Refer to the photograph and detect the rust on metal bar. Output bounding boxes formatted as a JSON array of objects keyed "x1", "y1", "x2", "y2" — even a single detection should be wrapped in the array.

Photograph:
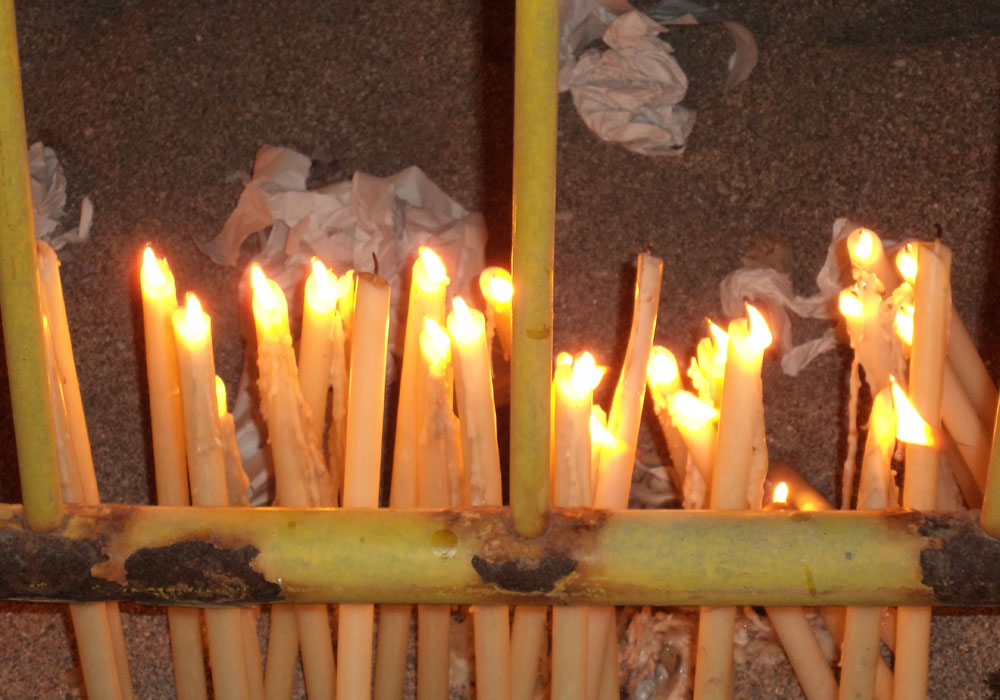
[{"x1": 0, "y1": 503, "x2": 998, "y2": 608}]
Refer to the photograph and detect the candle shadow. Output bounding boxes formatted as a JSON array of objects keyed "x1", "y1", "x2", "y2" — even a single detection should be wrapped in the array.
[{"x1": 474, "y1": 0, "x2": 515, "y2": 267}]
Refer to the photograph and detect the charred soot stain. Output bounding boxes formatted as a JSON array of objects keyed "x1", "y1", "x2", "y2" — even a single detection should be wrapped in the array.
[
  {"x1": 0, "y1": 529, "x2": 119, "y2": 601},
  {"x1": 471, "y1": 554, "x2": 577, "y2": 594},
  {"x1": 124, "y1": 541, "x2": 282, "y2": 605},
  {"x1": 919, "y1": 513, "x2": 1000, "y2": 605}
]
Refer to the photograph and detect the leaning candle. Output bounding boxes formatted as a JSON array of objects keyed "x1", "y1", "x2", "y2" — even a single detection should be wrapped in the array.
[
  {"x1": 139, "y1": 247, "x2": 208, "y2": 700},
  {"x1": 338, "y1": 272, "x2": 391, "y2": 700},
  {"x1": 251, "y1": 266, "x2": 336, "y2": 700},
  {"x1": 840, "y1": 387, "x2": 895, "y2": 700},
  {"x1": 480, "y1": 266, "x2": 514, "y2": 360},
  {"x1": 895, "y1": 241, "x2": 951, "y2": 700},
  {"x1": 847, "y1": 228, "x2": 899, "y2": 289},
  {"x1": 693, "y1": 304, "x2": 772, "y2": 700},
  {"x1": 646, "y1": 346, "x2": 687, "y2": 489},
  {"x1": 173, "y1": 294, "x2": 251, "y2": 700},
  {"x1": 448, "y1": 295, "x2": 511, "y2": 700}
]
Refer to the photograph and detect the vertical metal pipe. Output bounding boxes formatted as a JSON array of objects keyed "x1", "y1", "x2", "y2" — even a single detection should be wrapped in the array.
[
  {"x1": 0, "y1": 0, "x2": 63, "y2": 532},
  {"x1": 509, "y1": 0, "x2": 558, "y2": 538}
]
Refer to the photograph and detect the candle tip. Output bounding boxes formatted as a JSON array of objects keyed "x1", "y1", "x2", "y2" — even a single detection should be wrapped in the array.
[
  {"x1": 890, "y1": 377, "x2": 933, "y2": 446},
  {"x1": 773, "y1": 482, "x2": 789, "y2": 505},
  {"x1": 745, "y1": 304, "x2": 773, "y2": 350}
]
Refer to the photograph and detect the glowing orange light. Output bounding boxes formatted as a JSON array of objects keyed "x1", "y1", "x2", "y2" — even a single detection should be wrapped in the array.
[
  {"x1": 420, "y1": 318, "x2": 451, "y2": 366},
  {"x1": 570, "y1": 352, "x2": 605, "y2": 394},
  {"x1": 337, "y1": 269, "x2": 355, "y2": 301},
  {"x1": 305, "y1": 259, "x2": 338, "y2": 313},
  {"x1": 896, "y1": 244, "x2": 917, "y2": 284},
  {"x1": 590, "y1": 411, "x2": 619, "y2": 450},
  {"x1": 853, "y1": 229, "x2": 875, "y2": 261},
  {"x1": 838, "y1": 289, "x2": 864, "y2": 319},
  {"x1": 708, "y1": 321, "x2": 729, "y2": 364},
  {"x1": 647, "y1": 346, "x2": 680, "y2": 398},
  {"x1": 251, "y1": 265, "x2": 276, "y2": 310},
  {"x1": 890, "y1": 377, "x2": 933, "y2": 446},
  {"x1": 479, "y1": 267, "x2": 513, "y2": 305},
  {"x1": 773, "y1": 481, "x2": 789, "y2": 505},
  {"x1": 416, "y1": 247, "x2": 449, "y2": 293},
  {"x1": 215, "y1": 376, "x2": 227, "y2": 418},
  {"x1": 555, "y1": 351, "x2": 574, "y2": 368},
  {"x1": 666, "y1": 391, "x2": 719, "y2": 431},
  {"x1": 140, "y1": 246, "x2": 174, "y2": 300},
  {"x1": 447, "y1": 296, "x2": 483, "y2": 345},
  {"x1": 746, "y1": 304, "x2": 773, "y2": 350},
  {"x1": 895, "y1": 304, "x2": 914, "y2": 345},
  {"x1": 176, "y1": 293, "x2": 210, "y2": 345}
]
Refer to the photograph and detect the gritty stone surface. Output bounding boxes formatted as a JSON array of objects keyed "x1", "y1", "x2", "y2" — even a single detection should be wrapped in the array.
[{"x1": 2, "y1": 0, "x2": 1000, "y2": 697}]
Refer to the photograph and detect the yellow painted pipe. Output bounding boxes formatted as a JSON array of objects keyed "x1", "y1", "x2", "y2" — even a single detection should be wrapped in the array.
[
  {"x1": 2, "y1": 503, "x2": 991, "y2": 607},
  {"x1": 980, "y1": 399, "x2": 1000, "y2": 537},
  {"x1": 509, "y1": 0, "x2": 560, "y2": 538},
  {"x1": 0, "y1": 0, "x2": 63, "y2": 532}
]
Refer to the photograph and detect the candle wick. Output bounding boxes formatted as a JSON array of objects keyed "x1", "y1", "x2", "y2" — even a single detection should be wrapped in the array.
[{"x1": 372, "y1": 252, "x2": 379, "y2": 276}]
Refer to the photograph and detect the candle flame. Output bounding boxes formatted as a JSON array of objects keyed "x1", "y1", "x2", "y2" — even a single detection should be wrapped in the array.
[
  {"x1": 838, "y1": 289, "x2": 864, "y2": 318},
  {"x1": 176, "y1": 293, "x2": 210, "y2": 345},
  {"x1": 305, "y1": 259, "x2": 339, "y2": 313},
  {"x1": 416, "y1": 247, "x2": 449, "y2": 291},
  {"x1": 895, "y1": 304, "x2": 914, "y2": 345},
  {"x1": 590, "y1": 411, "x2": 619, "y2": 450},
  {"x1": 479, "y1": 267, "x2": 513, "y2": 305},
  {"x1": 745, "y1": 304, "x2": 773, "y2": 350},
  {"x1": 666, "y1": 391, "x2": 718, "y2": 431},
  {"x1": 447, "y1": 296, "x2": 485, "y2": 346},
  {"x1": 570, "y1": 352, "x2": 605, "y2": 395},
  {"x1": 337, "y1": 269, "x2": 355, "y2": 300},
  {"x1": 140, "y1": 246, "x2": 174, "y2": 299},
  {"x1": 890, "y1": 377, "x2": 934, "y2": 446},
  {"x1": 555, "y1": 351, "x2": 574, "y2": 368},
  {"x1": 215, "y1": 376, "x2": 227, "y2": 418},
  {"x1": 896, "y1": 244, "x2": 917, "y2": 284},
  {"x1": 773, "y1": 481, "x2": 789, "y2": 505},
  {"x1": 251, "y1": 265, "x2": 277, "y2": 311},
  {"x1": 420, "y1": 318, "x2": 451, "y2": 366},
  {"x1": 647, "y1": 346, "x2": 679, "y2": 390},
  {"x1": 708, "y1": 320, "x2": 729, "y2": 363},
  {"x1": 852, "y1": 229, "x2": 875, "y2": 262}
]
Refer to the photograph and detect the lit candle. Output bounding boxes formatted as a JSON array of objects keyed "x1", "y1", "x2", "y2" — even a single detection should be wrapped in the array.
[
  {"x1": 665, "y1": 391, "x2": 718, "y2": 509},
  {"x1": 480, "y1": 266, "x2": 514, "y2": 360},
  {"x1": 895, "y1": 241, "x2": 950, "y2": 700},
  {"x1": 688, "y1": 321, "x2": 728, "y2": 407},
  {"x1": 552, "y1": 352, "x2": 604, "y2": 700},
  {"x1": 338, "y1": 272, "x2": 391, "y2": 700},
  {"x1": 840, "y1": 387, "x2": 896, "y2": 700},
  {"x1": 139, "y1": 247, "x2": 208, "y2": 700},
  {"x1": 646, "y1": 347, "x2": 687, "y2": 489},
  {"x1": 447, "y1": 295, "x2": 511, "y2": 700},
  {"x1": 847, "y1": 228, "x2": 899, "y2": 289},
  {"x1": 694, "y1": 304, "x2": 772, "y2": 700},
  {"x1": 416, "y1": 318, "x2": 459, "y2": 700},
  {"x1": 173, "y1": 294, "x2": 251, "y2": 700},
  {"x1": 298, "y1": 259, "x2": 338, "y2": 445},
  {"x1": 251, "y1": 268, "x2": 336, "y2": 700}
]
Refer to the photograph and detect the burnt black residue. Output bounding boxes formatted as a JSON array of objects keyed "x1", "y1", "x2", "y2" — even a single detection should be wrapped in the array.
[
  {"x1": 919, "y1": 513, "x2": 1000, "y2": 605},
  {"x1": 0, "y1": 528, "x2": 120, "y2": 601},
  {"x1": 124, "y1": 541, "x2": 282, "y2": 605},
  {"x1": 471, "y1": 554, "x2": 577, "y2": 594}
]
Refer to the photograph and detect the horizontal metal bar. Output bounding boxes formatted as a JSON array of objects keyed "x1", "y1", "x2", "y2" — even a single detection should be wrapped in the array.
[{"x1": 0, "y1": 503, "x2": 996, "y2": 607}]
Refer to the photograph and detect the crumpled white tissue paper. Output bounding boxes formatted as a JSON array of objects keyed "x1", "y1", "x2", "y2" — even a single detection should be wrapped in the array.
[
  {"x1": 560, "y1": 0, "x2": 758, "y2": 156},
  {"x1": 719, "y1": 218, "x2": 873, "y2": 376},
  {"x1": 202, "y1": 145, "x2": 487, "y2": 504},
  {"x1": 29, "y1": 142, "x2": 93, "y2": 250}
]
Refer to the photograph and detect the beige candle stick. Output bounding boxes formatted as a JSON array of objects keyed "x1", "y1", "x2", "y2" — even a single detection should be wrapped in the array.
[
  {"x1": 173, "y1": 294, "x2": 251, "y2": 700},
  {"x1": 479, "y1": 266, "x2": 513, "y2": 360},
  {"x1": 251, "y1": 267, "x2": 336, "y2": 700},
  {"x1": 299, "y1": 260, "x2": 338, "y2": 445},
  {"x1": 897, "y1": 243, "x2": 998, "y2": 425},
  {"x1": 840, "y1": 388, "x2": 895, "y2": 700},
  {"x1": 337, "y1": 269, "x2": 357, "y2": 364},
  {"x1": 665, "y1": 391, "x2": 718, "y2": 509},
  {"x1": 374, "y1": 250, "x2": 449, "y2": 700},
  {"x1": 552, "y1": 353, "x2": 604, "y2": 700},
  {"x1": 216, "y1": 378, "x2": 265, "y2": 700},
  {"x1": 415, "y1": 319, "x2": 460, "y2": 700},
  {"x1": 895, "y1": 241, "x2": 951, "y2": 700},
  {"x1": 38, "y1": 243, "x2": 135, "y2": 700},
  {"x1": 646, "y1": 346, "x2": 687, "y2": 490},
  {"x1": 510, "y1": 606, "x2": 548, "y2": 700},
  {"x1": 693, "y1": 305, "x2": 772, "y2": 700},
  {"x1": 447, "y1": 296, "x2": 511, "y2": 700},
  {"x1": 338, "y1": 272, "x2": 392, "y2": 700},
  {"x1": 263, "y1": 606, "x2": 299, "y2": 700},
  {"x1": 327, "y1": 306, "x2": 350, "y2": 504},
  {"x1": 139, "y1": 247, "x2": 209, "y2": 700}
]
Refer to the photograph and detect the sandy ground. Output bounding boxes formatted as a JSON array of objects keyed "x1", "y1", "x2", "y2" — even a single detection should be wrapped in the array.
[{"x1": 2, "y1": 0, "x2": 1000, "y2": 697}]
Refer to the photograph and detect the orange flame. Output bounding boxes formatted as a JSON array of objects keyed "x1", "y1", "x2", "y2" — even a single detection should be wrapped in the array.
[
  {"x1": 251, "y1": 265, "x2": 277, "y2": 311},
  {"x1": 746, "y1": 304, "x2": 773, "y2": 350},
  {"x1": 215, "y1": 376, "x2": 227, "y2": 418},
  {"x1": 305, "y1": 259, "x2": 338, "y2": 313},
  {"x1": 895, "y1": 304, "x2": 914, "y2": 345},
  {"x1": 773, "y1": 481, "x2": 789, "y2": 505},
  {"x1": 176, "y1": 293, "x2": 210, "y2": 345},
  {"x1": 896, "y1": 244, "x2": 917, "y2": 284},
  {"x1": 647, "y1": 346, "x2": 679, "y2": 390},
  {"x1": 448, "y1": 296, "x2": 483, "y2": 345},
  {"x1": 420, "y1": 318, "x2": 451, "y2": 366},
  {"x1": 140, "y1": 246, "x2": 173, "y2": 300},
  {"x1": 479, "y1": 267, "x2": 513, "y2": 305},
  {"x1": 590, "y1": 411, "x2": 619, "y2": 450},
  {"x1": 890, "y1": 377, "x2": 934, "y2": 446},
  {"x1": 708, "y1": 320, "x2": 729, "y2": 364},
  {"x1": 416, "y1": 247, "x2": 449, "y2": 292},
  {"x1": 570, "y1": 352, "x2": 605, "y2": 395},
  {"x1": 666, "y1": 391, "x2": 719, "y2": 431},
  {"x1": 838, "y1": 289, "x2": 864, "y2": 319},
  {"x1": 853, "y1": 229, "x2": 875, "y2": 261}
]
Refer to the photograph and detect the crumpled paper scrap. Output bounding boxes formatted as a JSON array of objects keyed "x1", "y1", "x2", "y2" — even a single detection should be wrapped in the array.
[
  {"x1": 201, "y1": 145, "x2": 487, "y2": 504},
  {"x1": 559, "y1": 0, "x2": 757, "y2": 156},
  {"x1": 29, "y1": 142, "x2": 93, "y2": 250},
  {"x1": 719, "y1": 218, "x2": 866, "y2": 376}
]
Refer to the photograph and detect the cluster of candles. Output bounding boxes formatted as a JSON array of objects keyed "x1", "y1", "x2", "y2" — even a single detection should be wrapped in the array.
[{"x1": 32, "y1": 224, "x2": 989, "y2": 700}]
